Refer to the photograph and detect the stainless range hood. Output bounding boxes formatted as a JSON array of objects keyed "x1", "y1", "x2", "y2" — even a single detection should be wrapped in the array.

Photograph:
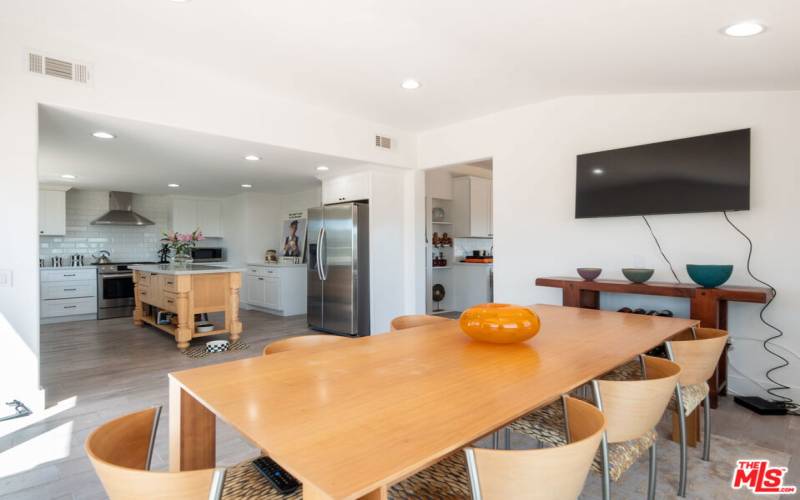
[{"x1": 91, "y1": 191, "x2": 155, "y2": 226}]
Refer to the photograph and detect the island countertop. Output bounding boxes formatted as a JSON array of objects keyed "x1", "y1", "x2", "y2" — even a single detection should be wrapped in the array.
[{"x1": 129, "y1": 264, "x2": 247, "y2": 275}]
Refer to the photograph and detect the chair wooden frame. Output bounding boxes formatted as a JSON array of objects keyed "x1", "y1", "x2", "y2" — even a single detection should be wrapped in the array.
[
  {"x1": 592, "y1": 355, "x2": 681, "y2": 500},
  {"x1": 262, "y1": 333, "x2": 350, "y2": 356},
  {"x1": 389, "y1": 314, "x2": 451, "y2": 331},
  {"x1": 465, "y1": 396, "x2": 605, "y2": 500},
  {"x1": 665, "y1": 326, "x2": 729, "y2": 497},
  {"x1": 85, "y1": 406, "x2": 226, "y2": 500}
]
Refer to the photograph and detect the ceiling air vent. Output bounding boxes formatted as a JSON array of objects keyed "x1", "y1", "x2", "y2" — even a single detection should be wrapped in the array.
[
  {"x1": 27, "y1": 52, "x2": 91, "y2": 84},
  {"x1": 375, "y1": 135, "x2": 392, "y2": 149}
]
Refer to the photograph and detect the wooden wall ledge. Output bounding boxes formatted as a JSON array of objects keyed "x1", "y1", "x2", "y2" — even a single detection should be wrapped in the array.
[{"x1": 535, "y1": 277, "x2": 773, "y2": 304}]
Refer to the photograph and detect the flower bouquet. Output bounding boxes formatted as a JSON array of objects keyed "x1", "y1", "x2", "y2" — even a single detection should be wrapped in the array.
[{"x1": 162, "y1": 229, "x2": 205, "y2": 265}]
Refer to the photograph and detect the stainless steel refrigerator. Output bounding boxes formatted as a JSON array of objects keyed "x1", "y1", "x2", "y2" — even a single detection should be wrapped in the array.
[{"x1": 307, "y1": 202, "x2": 370, "y2": 336}]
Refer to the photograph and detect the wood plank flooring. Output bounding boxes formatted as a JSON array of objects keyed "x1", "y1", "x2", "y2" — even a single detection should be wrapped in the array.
[{"x1": 1, "y1": 310, "x2": 798, "y2": 499}]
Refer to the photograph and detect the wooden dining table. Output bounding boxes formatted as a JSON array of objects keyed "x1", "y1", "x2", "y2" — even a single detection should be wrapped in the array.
[{"x1": 168, "y1": 304, "x2": 698, "y2": 499}]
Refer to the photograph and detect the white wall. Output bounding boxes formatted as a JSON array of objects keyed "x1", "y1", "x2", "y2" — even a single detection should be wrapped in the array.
[
  {"x1": 418, "y1": 91, "x2": 800, "y2": 402},
  {"x1": 0, "y1": 22, "x2": 415, "y2": 402}
]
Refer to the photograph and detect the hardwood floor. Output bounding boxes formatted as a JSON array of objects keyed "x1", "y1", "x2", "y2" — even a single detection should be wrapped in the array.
[{"x1": 1, "y1": 310, "x2": 798, "y2": 499}]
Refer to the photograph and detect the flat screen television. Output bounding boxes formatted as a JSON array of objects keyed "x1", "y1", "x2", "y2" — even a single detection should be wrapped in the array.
[{"x1": 575, "y1": 129, "x2": 750, "y2": 218}]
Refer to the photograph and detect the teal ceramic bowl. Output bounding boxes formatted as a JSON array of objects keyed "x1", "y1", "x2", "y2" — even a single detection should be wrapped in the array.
[
  {"x1": 622, "y1": 268, "x2": 654, "y2": 283},
  {"x1": 686, "y1": 264, "x2": 733, "y2": 288}
]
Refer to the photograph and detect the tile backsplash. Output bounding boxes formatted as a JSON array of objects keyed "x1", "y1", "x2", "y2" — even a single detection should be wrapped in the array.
[
  {"x1": 40, "y1": 189, "x2": 221, "y2": 264},
  {"x1": 454, "y1": 237, "x2": 493, "y2": 258}
]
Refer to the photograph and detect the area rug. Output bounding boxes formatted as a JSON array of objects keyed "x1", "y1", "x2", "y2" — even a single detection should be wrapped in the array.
[
  {"x1": 576, "y1": 432, "x2": 791, "y2": 499},
  {"x1": 182, "y1": 340, "x2": 250, "y2": 359}
]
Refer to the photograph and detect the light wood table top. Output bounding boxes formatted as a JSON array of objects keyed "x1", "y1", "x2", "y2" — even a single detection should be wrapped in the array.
[{"x1": 169, "y1": 304, "x2": 698, "y2": 499}]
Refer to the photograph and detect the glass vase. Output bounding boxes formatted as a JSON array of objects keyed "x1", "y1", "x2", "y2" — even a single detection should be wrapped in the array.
[{"x1": 171, "y1": 248, "x2": 194, "y2": 266}]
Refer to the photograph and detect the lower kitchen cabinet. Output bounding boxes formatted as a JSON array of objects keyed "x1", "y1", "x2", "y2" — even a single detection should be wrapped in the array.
[
  {"x1": 40, "y1": 267, "x2": 98, "y2": 323},
  {"x1": 244, "y1": 264, "x2": 306, "y2": 316},
  {"x1": 452, "y1": 263, "x2": 492, "y2": 311}
]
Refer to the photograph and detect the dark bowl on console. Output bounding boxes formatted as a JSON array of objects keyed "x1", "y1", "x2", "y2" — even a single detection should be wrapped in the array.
[
  {"x1": 686, "y1": 264, "x2": 733, "y2": 288},
  {"x1": 622, "y1": 268, "x2": 655, "y2": 284},
  {"x1": 577, "y1": 268, "x2": 602, "y2": 281}
]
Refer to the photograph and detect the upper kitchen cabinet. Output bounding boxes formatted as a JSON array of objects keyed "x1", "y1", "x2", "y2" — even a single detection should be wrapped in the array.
[
  {"x1": 426, "y1": 169, "x2": 454, "y2": 200},
  {"x1": 453, "y1": 176, "x2": 493, "y2": 238},
  {"x1": 169, "y1": 197, "x2": 223, "y2": 237},
  {"x1": 321, "y1": 172, "x2": 370, "y2": 204},
  {"x1": 39, "y1": 186, "x2": 70, "y2": 236}
]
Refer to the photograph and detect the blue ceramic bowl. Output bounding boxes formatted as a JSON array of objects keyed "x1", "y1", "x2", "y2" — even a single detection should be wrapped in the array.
[{"x1": 686, "y1": 264, "x2": 733, "y2": 288}]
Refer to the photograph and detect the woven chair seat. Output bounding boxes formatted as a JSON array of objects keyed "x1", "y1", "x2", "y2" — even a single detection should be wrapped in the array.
[
  {"x1": 222, "y1": 459, "x2": 302, "y2": 499},
  {"x1": 601, "y1": 359, "x2": 643, "y2": 381},
  {"x1": 668, "y1": 382, "x2": 709, "y2": 415},
  {"x1": 389, "y1": 452, "x2": 472, "y2": 500},
  {"x1": 508, "y1": 400, "x2": 657, "y2": 482}
]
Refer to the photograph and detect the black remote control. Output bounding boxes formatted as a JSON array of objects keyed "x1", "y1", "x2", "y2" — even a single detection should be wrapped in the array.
[{"x1": 252, "y1": 456, "x2": 301, "y2": 494}]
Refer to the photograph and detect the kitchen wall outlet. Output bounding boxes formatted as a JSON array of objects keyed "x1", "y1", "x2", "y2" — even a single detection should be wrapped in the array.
[{"x1": 0, "y1": 269, "x2": 12, "y2": 287}]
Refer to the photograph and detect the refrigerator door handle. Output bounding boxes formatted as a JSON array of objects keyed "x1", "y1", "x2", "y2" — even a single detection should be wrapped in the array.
[
  {"x1": 319, "y1": 226, "x2": 328, "y2": 281},
  {"x1": 316, "y1": 227, "x2": 324, "y2": 281}
]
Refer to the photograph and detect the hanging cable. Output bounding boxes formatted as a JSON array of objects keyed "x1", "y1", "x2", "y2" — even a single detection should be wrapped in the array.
[
  {"x1": 642, "y1": 216, "x2": 681, "y2": 283},
  {"x1": 723, "y1": 210, "x2": 794, "y2": 406}
]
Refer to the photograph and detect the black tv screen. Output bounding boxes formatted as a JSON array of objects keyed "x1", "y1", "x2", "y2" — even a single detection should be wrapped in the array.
[{"x1": 575, "y1": 129, "x2": 750, "y2": 218}]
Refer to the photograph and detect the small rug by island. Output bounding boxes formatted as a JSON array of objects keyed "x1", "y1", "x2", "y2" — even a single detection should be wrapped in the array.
[{"x1": 182, "y1": 340, "x2": 250, "y2": 359}]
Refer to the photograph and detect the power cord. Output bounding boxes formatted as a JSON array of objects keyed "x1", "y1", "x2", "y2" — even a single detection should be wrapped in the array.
[
  {"x1": 723, "y1": 210, "x2": 796, "y2": 410},
  {"x1": 641, "y1": 216, "x2": 681, "y2": 283}
]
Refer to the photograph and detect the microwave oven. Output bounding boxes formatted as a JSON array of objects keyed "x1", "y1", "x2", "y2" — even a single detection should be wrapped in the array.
[{"x1": 190, "y1": 247, "x2": 225, "y2": 262}]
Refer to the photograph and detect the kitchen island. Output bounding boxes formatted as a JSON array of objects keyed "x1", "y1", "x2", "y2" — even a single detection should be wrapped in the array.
[{"x1": 130, "y1": 264, "x2": 245, "y2": 350}]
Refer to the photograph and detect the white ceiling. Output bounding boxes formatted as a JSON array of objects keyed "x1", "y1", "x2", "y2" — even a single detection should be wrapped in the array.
[
  {"x1": 11, "y1": 1, "x2": 800, "y2": 131},
  {"x1": 38, "y1": 105, "x2": 363, "y2": 196}
]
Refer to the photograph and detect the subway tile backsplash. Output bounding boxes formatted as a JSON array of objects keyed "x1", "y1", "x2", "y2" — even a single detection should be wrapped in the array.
[
  {"x1": 40, "y1": 190, "x2": 220, "y2": 264},
  {"x1": 454, "y1": 237, "x2": 493, "y2": 258}
]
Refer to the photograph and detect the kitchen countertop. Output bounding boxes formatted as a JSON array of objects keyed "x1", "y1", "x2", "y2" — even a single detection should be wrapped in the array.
[
  {"x1": 40, "y1": 265, "x2": 97, "y2": 270},
  {"x1": 247, "y1": 262, "x2": 307, "y2": 268},
  {"x1": 454, "y1": 261, "x2": 493, "y2": 267},
  {"x1": 129, "y1": 264, "x2": 247, "y2": 275}
]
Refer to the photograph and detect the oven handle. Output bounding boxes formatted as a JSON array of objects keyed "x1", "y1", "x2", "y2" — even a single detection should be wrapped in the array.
[{"x1": 100, "y1": 273, "x2": 133, "y2": 280}]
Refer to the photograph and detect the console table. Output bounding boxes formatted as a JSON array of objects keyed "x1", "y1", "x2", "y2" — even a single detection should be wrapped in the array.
[{"x1": 536, "y1": 277, "x2": 774, "y2": 408}]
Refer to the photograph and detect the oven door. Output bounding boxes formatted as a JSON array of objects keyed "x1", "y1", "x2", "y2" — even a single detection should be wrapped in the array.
[{"x1": 98, "y1": 273, "x2": 135, "y2": 308}]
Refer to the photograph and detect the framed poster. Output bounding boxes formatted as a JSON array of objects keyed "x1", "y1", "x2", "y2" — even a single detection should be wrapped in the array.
[{"x1": 281, "y1": 216, "x2": 307, "y2": 261}]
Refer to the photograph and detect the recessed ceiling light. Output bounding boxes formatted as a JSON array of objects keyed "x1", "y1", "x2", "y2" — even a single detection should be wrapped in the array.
[
  {"x1": 592, "y1": 168, "x2": 605, "y2": 175},
  {"x1": 60, "y1": 174, "x2": 76, "y2": 180},
  {"x1": 401, "y1": 79, "x2": 421, "y2": 90},
  {"x1": 723, "y1": 22, "x2": 765, "y2": 37},
  {"x1": 244, "y1": 155, "x2": 261, "y2": 161},
  {"x1": 167, "y1": 183, "x2": 180, "y2": 188},
  {"x1": 92, "y1": 131, "x2": 115, "y2": 139},
  {"x1": 241, "y1": 184, "x2": 253, "y2": 188},
  {"x1": 316, "y1": 165, "x2": 329, "y2": 171}
]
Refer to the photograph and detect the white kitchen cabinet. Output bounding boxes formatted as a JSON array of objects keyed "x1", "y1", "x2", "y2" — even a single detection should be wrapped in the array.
[
  {"x1": 244, "y1": 264, "x2": 305, "y2": 316},
  {"x1": 38, "y1": 187, "x2": 69, "y2": 236},
  {"x1": 169, "y1": 198, "x2": 223, "y2": 237},
  {"x1": 264, "y1": 277, "x2": 281, "y2": 310},
  {"x1": 322, "y1": 172, "x2": 370, "y2": 204},
  {"x1": 246, "y1": 274, "x2": 266, "y2": 306},
  {"x1": 40, "y1": 267, "x2": 97, "y2": 323},
  {"x1": 452, "y1": 263, "x2": 492, "y2": 311},
  {"x1": 452, "y1": 176, "x2": 493, "y2": 238}
]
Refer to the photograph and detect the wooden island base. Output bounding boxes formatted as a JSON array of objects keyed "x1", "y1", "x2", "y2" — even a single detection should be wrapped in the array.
[{"x1": 133, "y1": 267, "x2": 243, "y2": 350}]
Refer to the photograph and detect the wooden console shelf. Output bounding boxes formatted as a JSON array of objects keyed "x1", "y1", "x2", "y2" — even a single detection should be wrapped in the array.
[{"x1": 536, "y1": 276, "x2": 774, "y2": 408}]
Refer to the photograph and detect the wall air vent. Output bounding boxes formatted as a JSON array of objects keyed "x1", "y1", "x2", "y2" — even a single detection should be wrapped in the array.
[
  {"x1": 27, "y1": 52, "x2": 91, "y2": 84},
  {"x1": 375, "y1": 135, "x2": 392, "y2": 149}
]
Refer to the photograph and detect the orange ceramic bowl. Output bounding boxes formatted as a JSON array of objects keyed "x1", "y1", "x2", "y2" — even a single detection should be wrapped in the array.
[{"x1": 459, "y1": 303, "x2": 541, "y2": 344}]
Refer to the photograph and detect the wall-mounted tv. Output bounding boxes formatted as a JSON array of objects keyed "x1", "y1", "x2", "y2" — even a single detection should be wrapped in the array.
[{"x1": 575, "y1": 129, "x2": 750, "y2": 218}]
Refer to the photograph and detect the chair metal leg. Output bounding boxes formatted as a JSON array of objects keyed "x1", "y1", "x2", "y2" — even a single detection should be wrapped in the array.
[
  {"x1": 677, "y1": 408, "x2": 688, "y2": 497},
  {"x1": 702, "y1": 394, "x2": 711, "y2": 461},
  {"x1": 600, "y1": 434, "x2": 611, "y2": 500},
  {"x1": 647, "y1": 442, "x2": 657, "y2": 500},
  {"x1": 491, "y1": 431, "x2": 499, "y2": 449},
  {"x1": 503, "y1": 427, "x2": 511, "y2": 450}
]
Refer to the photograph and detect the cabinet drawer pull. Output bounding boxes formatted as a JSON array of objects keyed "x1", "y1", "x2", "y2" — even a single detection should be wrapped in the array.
[
  {"x1": 63, "y1": 274, "x2": 76, "y2": 277},
  {"x1": 166, "y1": 299, "x2": 174, "y2": 304},
  {"x1": 63, "y1": 288, "x2": 77, "y2": 291},
  {"x1": 258, "y1": 277, "x2": 264, "y2": 281},
  {"x1": 63, "y1": 305, "x2": 77, "y2": 309},
  {"x1": 166, "y1": 280, "x2": 174, "y2": 285}
]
